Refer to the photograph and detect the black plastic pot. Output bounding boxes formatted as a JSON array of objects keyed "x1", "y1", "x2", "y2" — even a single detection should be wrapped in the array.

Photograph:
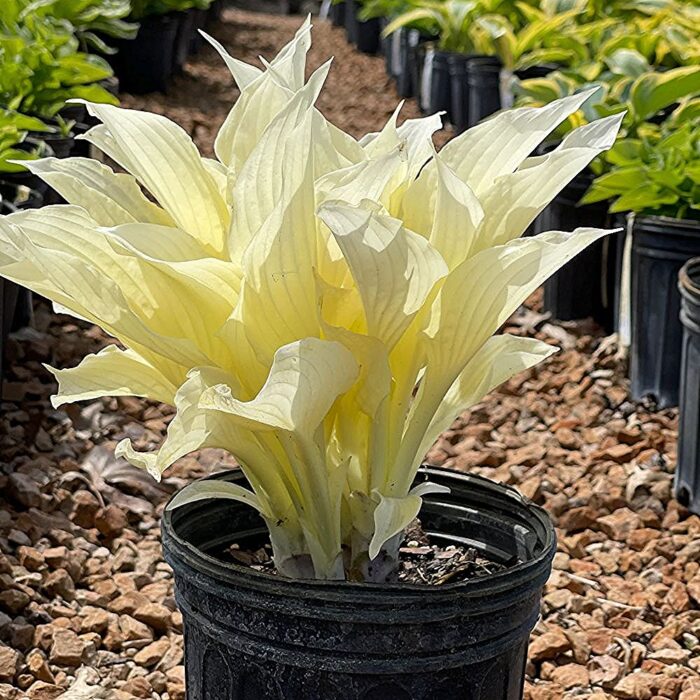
[
  {"x1": 189, "y1": 8, "x2": 208, "y2": 55},
  {"x1": 466, "y1": 56, "x2": 502, "y2": 127},
  {"x1": 162, "y1": 466, "x2": 556, "y2": 700},
  {"x1": 355, "y1": 16, "x2": 381, "y2": 55},
  {"x1": 537, "y1": 170, "x2": 617, "y2": 331},
  {"x1": 447, "y1": 53, "x2": 470, "y2": 133},
  {"x1": 110, "y1": 13, "x2": 178, "y2": 94},
  {"x1": 420, "y1": 47, "x2": 452, "y2": 120},
  {"x1": 630, "y1": 216, "x2": 700, "y2": 408},
  {"x1": 675, "y1": 258, "x2": 700, "y2": 513},
  {"x1": 0, "y1": 187, "x2": 42, "y2": 391},
  {"x1": 173, "y1": 9, "x2": 196, "y2": 73},
  {"x1": 206, "y1": 0, "x2": 225, "y2": 27},
  {"x1": 344, "y1": 0, "x2": 359, "y2": 44},
  {"x1": 329, "y1": 0, "x2": 346, "y2": 27}
]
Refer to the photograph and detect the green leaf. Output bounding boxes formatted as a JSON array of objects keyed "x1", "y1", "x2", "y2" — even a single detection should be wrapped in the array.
[{"x1": 630, "y1": 66, "x2": 700, "y2": 122}]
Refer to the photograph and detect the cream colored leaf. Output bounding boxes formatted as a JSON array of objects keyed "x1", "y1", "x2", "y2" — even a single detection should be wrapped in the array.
[
  {"x1": 82, "y1": 103, "x2": 229, "y2": 253},
  {"x1": 21, "y1": 157, "x2": 173, "y2": 227},
  {"x1": 473, "y1": 113, "x2": 624, "y2": 251},
  {"x1": 369, "y1": 491, "x2": 421, "y2": 559},
  {"x1": 46, "y1": 345, "x2": 178, "y2": 408},
  {"x1": 318, "y1": 201, "x2": 448, "y2": 350},
  {"x1": 166, "y1": 479, "x2": 267, "y2": 516},
  {"x1": 441, "y1": 88, "x2": 599, "y2": 197},
  {"x1": 200, "y1": 31, "x2": 263, "y2": 89},
  {"x1": 199, "y1": 338, "x2": 358, "y2": 434}
]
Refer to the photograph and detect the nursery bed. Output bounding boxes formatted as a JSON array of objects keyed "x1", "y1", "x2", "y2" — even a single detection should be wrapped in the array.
[{"x1": 0, "y1": 8, "x2": 695, "y2": 700}]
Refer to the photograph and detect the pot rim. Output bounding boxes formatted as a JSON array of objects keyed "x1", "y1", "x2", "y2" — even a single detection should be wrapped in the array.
[
  {"x1": 633, "y1": 214, "x2": 700, "y2": 230},
  {"x1": 680, "y1": 257, "x2": 700, "y2": 298},
  {"x1": 161, "y1": 465, "x2": 556, "y2": 597}
]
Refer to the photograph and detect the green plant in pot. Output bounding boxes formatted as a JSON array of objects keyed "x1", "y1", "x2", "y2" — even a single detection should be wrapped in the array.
[
  {"x1": 0, "y1": 20, "x2": 624, "y2": 697},
  {"x1": 583, "y1": 103, "x2": 700, "y2": 409}
]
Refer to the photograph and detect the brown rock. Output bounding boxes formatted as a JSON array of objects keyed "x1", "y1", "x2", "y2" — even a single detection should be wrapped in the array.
[
  {"x1": 550, "y1": 664, "x2": 589, "y2": 690},
  {"x1": 121, "y1": 677, "x2": 152, "y2": 698},
  {"x1": 614, "y1": 672, "x2": 657, "y2": 699},
  {"x1": 119, "y1": 615, "x2": 153, "y2": 644},
  {"x1": 666, "y1": 581, "x2": 690, "y2": 612},
  {"x1": 70, "y1": 490, "x2": 100, "y2": 528},
  {"x1": 26, "y1": 649, "x2": 54, "y2": 683},
  {"x1": 18, "y1": 547, "x2": 44, "y2": 571},
  {"x1": 597, "y1": 508, "x2": 642, "y2": 541},
  {"x1": 26, "y1": 681, "x2": 64, "y2": 700},
  {"x1": 558, "y1": 506, "x2": 598, "y2": 532},
  {"x1": 134, "y1": 603, "x2": 171, "y2": 632},
  {"x1": 109, "y1": 590, "x2": 149, "y2": 616},
  {"x1": 0, "y1": 643, "x2": 21, "y2": 682},
  {"x1": 529, "y1": 630, "x2": 571, "y2": 662},
  {"x1": 627, "y1": 528, "x2": 659, "y2": 550},
  {"x1": 134, "y1": 638, "x2": 171, "y2": 667},
  {"x1": 42, "y1": 569, "x2": 75, "y2": 601},
  {"x1": 8, "y1": 472, "x2": 41, "y2": 508},
  {"x1": 95, "y1": 504, "x2": 128, "y2": 538},
  {"x1": 589, "y1": 655, "x2": 624, "y2": 687},
  {"x1": 79, "y1": 608, "x2": 110, "y2": 634},
  {"x1": 0, "y1": 589, "x2": 31, "y2": 614},
  {"x1": 165, "y1": 666, "x2": 185, "y2": 700},
  {"x1": 48, "y1": 629, "x2": 86, "y2": 667}
]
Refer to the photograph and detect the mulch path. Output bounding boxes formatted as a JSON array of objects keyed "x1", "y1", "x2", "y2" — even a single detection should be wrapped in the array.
[{"x1": 0, "y1": 8, "x2": 697, "y2": 700}]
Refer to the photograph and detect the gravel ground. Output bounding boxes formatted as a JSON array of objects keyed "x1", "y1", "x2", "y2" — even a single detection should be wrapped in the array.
[{"x1": 0, "y1": 8, "x2": 697, "y2": 700}]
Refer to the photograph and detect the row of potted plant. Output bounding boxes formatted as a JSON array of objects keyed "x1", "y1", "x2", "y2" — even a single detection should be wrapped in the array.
[
  {"x1": 510, "y1": 6, "x2": 700, "y2": 514},
  {"x1": 0, "y1": 0, "x2": 130, "y2": 379},
  {"x1": 0, "y1": 18, "x2": 625, "y2": 696},
  {"x1": 109, "y1": 0, "x2": 225, "y2": 94}
]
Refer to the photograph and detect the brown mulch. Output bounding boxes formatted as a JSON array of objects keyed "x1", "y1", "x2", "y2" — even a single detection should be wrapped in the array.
[{"x1": 0, "y1": 8, "x2": 697, "y2": 700}]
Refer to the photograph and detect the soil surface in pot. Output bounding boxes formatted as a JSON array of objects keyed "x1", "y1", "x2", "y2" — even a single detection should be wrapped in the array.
[{"x1": 223, "y1": 519, "x2": 507, "y2": 585}]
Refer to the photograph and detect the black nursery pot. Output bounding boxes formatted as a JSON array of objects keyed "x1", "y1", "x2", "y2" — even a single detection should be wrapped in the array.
[
  {"x1": 447, "y1": 53, "x2": 470, "y2": 133},
  {"x1": 0, "y1": 186, "x2": 42, "y2": 390},
  {"x1": 356, "y1": 18, "x2": 381, "y2": 55},
  {"x1": 173, "y1": 9, "x2": 196, "y2": 72},
  {"x1": 420, "y1": 47, "x2": 452, "y2": 120},
  {"x1": 537, "y1": 170, "x2": 618, "y2": 332},
  {"x1": 329, "y1": 0, "x2": 346, "y2": 28},
  {"x1": 344, "y1": 0, "x2": 359, "y2": 44},
  {"x1": 110, "y1": 13, "x2": 178, "y2": 94},
  {"x1": 465, "y1": 56, "x2": 502, "y2": 127},
  {"x1": 161, "y1": 466, "x2": 556, "y2": 700},
  {"x1": 630, "y1": 216, "x2": 700, "y2": 408},
  {"x1": 675, "y1": 258, "x2": 700, "y2": 513}
]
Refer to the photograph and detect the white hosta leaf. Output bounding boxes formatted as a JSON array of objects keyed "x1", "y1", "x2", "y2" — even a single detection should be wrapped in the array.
[
  {"x1": 369, "y1": 491, "x2": 421, "y2": 560},
  {"x1": 46, "y1": 345, "x2": 179, "y2": 408},
  {"x1": 214, "y1": 18, "x2": 313, "y2": 168},
  {"x1": 200, "y1": 338, "x2": 358, "y2": 434},
  {"x1": 429, "y1": 153, "x2": 484, "y2": 269},
  {"x1": 441, "y1": 88, "x2": 599, "y2": 197},
  {"x1": 270, "y1": 15, "x2": 312, "y2": 90},
  {"x1": 230, "y1": 60, "x2": 330, "y2": 260},
  {"x1": 316, "y1": 146, "x2": 406, "y2": 208},
  {"x1": 410, "y1": 481, "x2": 451, "y2": 498},
  {"x1": 223, "y1": 130, "x2": 319, "y2": 382},
  {"x1": 20, "y1": 158, "x2": 173, "y2": 227},
  {"x1": 81, "y1": 103, "x2": 229, "y2": 254},
  {"x1": 319, "y1": 202, "x2": 448, "y2": 350},
  {"x1": 474, "y1": 113, "x2": 624, "y2": 250},
  {"x1": 117, "y1": 367, "x2": 246, "y2": 479},
  {"x1": 166, "y1": 479, "x2": 267, "y2": 517},
  {"x1": 411, "y1": 335, "x2": 557, "y2": 475},
  {"x1": 0, "y1": 211, "x2": 208, "y2": 374},
  {"x1": 200, "y1": 31, "x2": 263, "y2": 89}
]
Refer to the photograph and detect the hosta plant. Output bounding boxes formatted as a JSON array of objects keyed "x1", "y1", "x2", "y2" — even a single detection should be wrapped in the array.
[
  {"x1": 0, "y1": 20, "x2": 622, "y2": 582},
  {"x1": 582, "y1": 103, "x2": 700, "y2": 218}
]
